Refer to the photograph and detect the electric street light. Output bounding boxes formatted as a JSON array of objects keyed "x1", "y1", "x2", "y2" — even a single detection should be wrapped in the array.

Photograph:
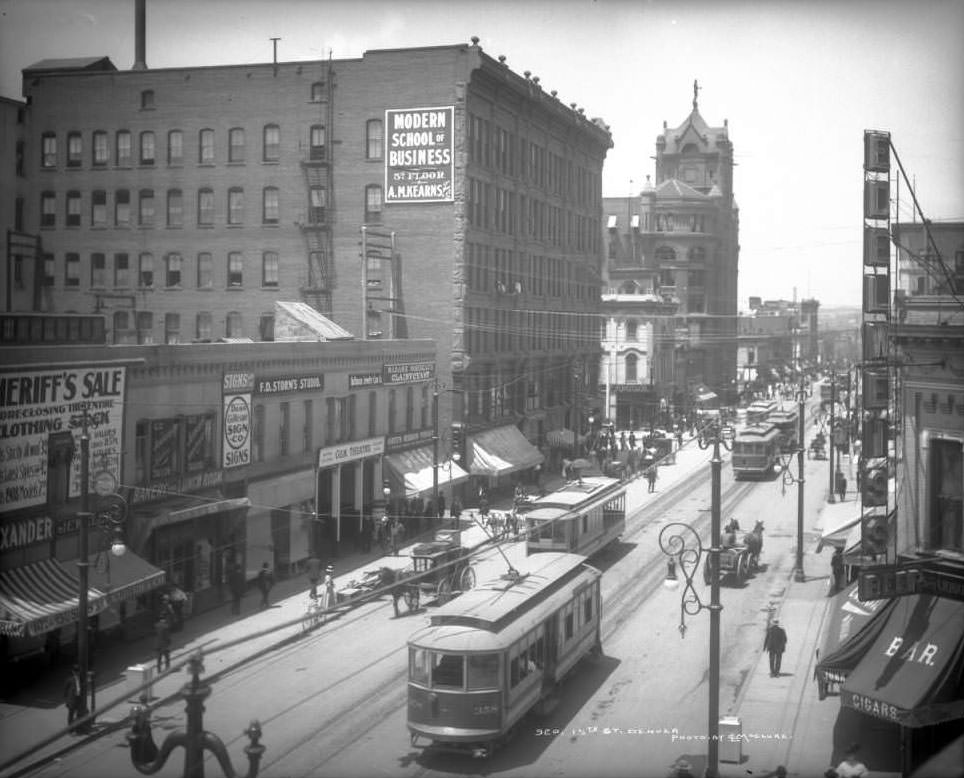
[
  {"x1": 658, "y1": 420, "x2": 733, "y2": 778},
  {"x1": 776, "y1": 377, "x2": 812, "y2": 582}
]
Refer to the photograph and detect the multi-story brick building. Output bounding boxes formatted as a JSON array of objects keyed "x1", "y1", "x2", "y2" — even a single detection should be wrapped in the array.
[
  {"x1": 13, "y1": 22, "x2": 612, "y2": 474},
  {"x1": 601, "y1": 86, "x2": 739, "y2": 422}
]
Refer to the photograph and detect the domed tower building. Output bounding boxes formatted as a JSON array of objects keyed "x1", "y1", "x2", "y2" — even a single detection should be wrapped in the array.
[{"x1": 601, "y1": 82, "x2": 739, "y2": 428}]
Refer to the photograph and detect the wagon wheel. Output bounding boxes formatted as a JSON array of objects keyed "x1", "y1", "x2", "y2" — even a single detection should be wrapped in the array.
[
  {"x1": 459, "y1": 565, "x2": 476, "y2": 593},
  {"x1": 436, "y1": 577, "x2": 453, "y2": 605},
  {"x1": 736, "y1": 554, "x2": 748, "y2": 585},
  {"x1": 403, "y1": 585, "x2": 420, "y2": 611}
]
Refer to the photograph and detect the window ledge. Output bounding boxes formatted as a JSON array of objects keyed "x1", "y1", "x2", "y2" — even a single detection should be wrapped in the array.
[
  {"x1": 226, "y1": 286, "x2": 245, "y2": 291},
  {"x1": 227, "y1": 161, "x2": 246, "y2": 166}
]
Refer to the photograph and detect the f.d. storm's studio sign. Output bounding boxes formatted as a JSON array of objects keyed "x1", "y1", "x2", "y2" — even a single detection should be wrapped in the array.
[
  {"x1": 255, "y1": 374, "x2": 324, "y2": 395},
  {"x1": 0, "y1": 365, "x2": 126, "y2": 511},
  {"x1": 384, "y1": 106, "x2": 454, "y2": 203}
]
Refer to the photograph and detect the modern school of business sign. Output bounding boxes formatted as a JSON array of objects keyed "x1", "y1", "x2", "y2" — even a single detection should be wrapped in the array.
[{"x1": 384, "y1": 106, "x2": 454, "y2": 203}]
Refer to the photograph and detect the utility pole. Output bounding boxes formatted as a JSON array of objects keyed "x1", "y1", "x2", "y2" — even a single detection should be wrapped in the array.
[
  {"x1": 794, "y1": 376, "x2": 807, "y2": 581},
  {"x1": 75, "y1": 413, "x2": 92, "y2": 731},
  {"x1": 828, "y1": 370, "x2": 836, "y2": 502},
  {"x1": 432, "y1": 381, "x2": 440, "y2": 513}
]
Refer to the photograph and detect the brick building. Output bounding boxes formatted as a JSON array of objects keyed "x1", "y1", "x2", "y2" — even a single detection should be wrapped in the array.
[{"x1": 12, "y1": 25, "x2": 612, "y2": 475}]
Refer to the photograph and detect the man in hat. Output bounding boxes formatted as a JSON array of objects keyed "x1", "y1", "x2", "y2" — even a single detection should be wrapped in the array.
[
  {"x1": 305, "y1": 553, "x2": 322, "y2": 599},
  {"x1": 63, "y1": 664, "x2": 82, "y2": 728},
  {"x1": 321, "y1": 565, "x2": 336, "y2": 615},
  {"x1": 764, "y1": 618, "x2": 788, "y2": 677},
  {"x1": 257, "y1": 562, "x2": 273, "y2": 609}
]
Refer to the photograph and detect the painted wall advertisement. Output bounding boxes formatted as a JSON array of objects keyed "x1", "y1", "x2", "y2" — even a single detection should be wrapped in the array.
[
  {"x1": 384, "y1": 106, "x2": 454, "y2": 203},
  {"x1": 0, "y1": 365, "x2": 126, "y2": 512},
  {"x1": 222, "y1": 372, "x2": 253, "y2": 469}
]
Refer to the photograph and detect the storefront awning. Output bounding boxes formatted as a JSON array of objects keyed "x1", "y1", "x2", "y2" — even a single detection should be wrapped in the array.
[
  {"x1": 0, "y1": 558, "x2": 107, "y2": 638},
  {"x1": 816, "y1": 501, "x2": 862, "y2": 552},
  {"x1": 840, "y1": 594, "x2": 964, "y2": 727},
  {"x1": 469, "y1": 425, "x2": 545, "y2": 477},
  {"x1": 86, "y1": 550, "x2": 166, "y2": 606},
  {"x1": 383, "y1": 446, "x2": 469, "y2": 498},
  {"x1": 815, "y1": 581, "x2": 891, "y2": 690},
  {"x1": 166, "y1": 497, "x2": 251, "y2": 524}
]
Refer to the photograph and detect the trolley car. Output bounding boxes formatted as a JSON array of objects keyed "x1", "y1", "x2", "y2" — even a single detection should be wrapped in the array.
[
  {"x1": 746, "y1": 399, "x2": 778, "y2": 425},
  {"x1": 523, "y1": 475, "x2": 626, "y2": 558},
  {"x1": 406, "y1": 552, "x2": 602, "y2": 758},
  {"x1": 731, "y1": 423, "x2": 782, "y2": 479},
  {"x1": 769, "y1": 407, "x2": 799, "y2": 453}
]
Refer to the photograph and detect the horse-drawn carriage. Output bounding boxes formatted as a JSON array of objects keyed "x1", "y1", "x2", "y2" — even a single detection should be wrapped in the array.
[
  {"x1": 704, "y1": 520, "x2": 765, "y2": 586},
  {"x1": 379, "y1": 529, "x2": 477, "y2": 616},
  {"x1": 808, "y1": 432, "x2": 828, "y2": 460}
]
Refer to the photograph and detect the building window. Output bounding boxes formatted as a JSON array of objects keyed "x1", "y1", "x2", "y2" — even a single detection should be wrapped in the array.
[
  {"x1": 165, "y1": 253, "x2": 182, "y2": 287},
  {"x1": 167, "y1": 189, "x2": 183, "y2": 227},
  {"x1": 253, "y1": 404, "x2": 265, "y2": 462},
  {"x1": 308, "y1": 187, "x2": 326, "y2": 224},
  {"x1": 309, "y1": 125, "x2": 326, "y2": 160},
  {"x1": 139, "y1": 189, "x2": 155, "y2": 226},
  {"x1": 626, "y1": 320, "x2": 637, "y2": 341},
  {"x1": 15, "y1": 197, "x2": 24, "y2": 231},
  {"x1": 140, "y1": 89, "x2": 154, "y2": 109},
  {"x1": 91, "y1": 190, "x2": 107, "y2": 227},
  {"x1": 655, "y1": 245, "x2": 676, "y2": 263},
  {"x1": 136, "y1": 311, "x2": 154, "y2": 344},
  {"x1": 67, "y1": 132, "x2": 82, "y2": 167},
  {"x1": 116, "y1": 130, "x2": 132, "y2": 166},
  {"x1": 929, "y1": 438, "x2": 962, "y2": 552},
  {"x1": 625, "y1": 353, "x2": 638, "y2": 382},
  {"x1": 228, "y1": 187, "x2": 244, "y2": 224},
  {"x1": 199, "y1": 128, "x2": 215, "y2": 163},
  {"x1": 114, "y1": 253, "x2": 130, "y2": 287},
  {"x1": 41, "y1": 191, "x2": 56, "y2": 227},
  {"x1": 388, "y1": 388, "x2": 397, "y2": 433},
  {"x1": 66, "y1": 191, "x2": 81, "y2": 227},
  {"x1": 263, "y1": 124, "x2": 280, "y2": 161},
  {"x1": 368, "y1": 392, "x2": 377, "y2": 437},
  {"x1": 228, "y1": 127, "x2": 245, "y2": 163},
  {"x1": 280, "y1": 402, "x2": 290, "y2": 456},
  {"x1": 197, "y1": 252, "x2": 213, "y2": 288},
  {"x1": 115, "y1": 189, "x2": 130, "y2": 226},
  {"x1": 90, "y1": 253, "x2": 107, "y2": 287},
  {"x1": 65, "y1": 253, "x2": 80, "y2": 287},
  {"x1": 93, "y1": 131, "x2": 109, "y2": 166},
  {"x1": 43, "y1": 253, "x2": 55, "y2": 287},
  {"x1": 226, "y1": 311, "x2": 242, "y2": 338},
  {"x1": 197, "y1": 188, "x2": 214, "y2": 226},
  {"x1": 140, "y1": 131, "x2": 155, "y2": 165},
  {"x1": 310, "y1": 82, "x2": 324, "y2": 101},
  {"x1": 168, "y1": 130, "x2": 183, "y2": 165},
  {"x1": 303, "y1": 399, "x2": 313, "y2": 452},
  {"x1": 138, "y1": 252, "x2": 154, "y2": 287},
  {"x1": 164, "y1": 313, "x2": 180, "y2": 344},
  {"x1": 259, "y1": 314, "x2": 274, "y2": 341},
  {"x1": 41, "y1": 132, "x2": 57, "y2": 168},
  {"x1": 365, "y1": 185, "x2": 382, "y2": 223},
  {"x1": 262, "y1": 251, "x2": 279, "y2": 287},
  {"x1": 196, "y1": 311, "x2": 212, "y2": 341},
  {"x1": 262, "y1": 187, "x2": 279, "y2": 224},
  {"x1": 405, "y1": 386, "x2": 414, "y2": 431},
  {"x1": 227, "y1": 252, "x2": 243, "y2": 287},
  {"x1": 366, "y1": 119, "x2": 383, "y2": 159}
]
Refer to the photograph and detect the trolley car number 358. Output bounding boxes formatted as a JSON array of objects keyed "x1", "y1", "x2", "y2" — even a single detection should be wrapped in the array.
[{"x1": 473, "y1": 703, "x2": 498, "y2": 716}]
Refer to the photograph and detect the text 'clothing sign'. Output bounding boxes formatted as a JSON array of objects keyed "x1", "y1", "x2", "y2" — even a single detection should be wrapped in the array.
[{"x1": 385, "y1": 106, "x2": 454, "y2": 203}]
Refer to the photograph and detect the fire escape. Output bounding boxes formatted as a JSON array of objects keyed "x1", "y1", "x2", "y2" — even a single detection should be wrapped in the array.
[{"x1": 298, "y1": 68, "x2": 335, "y2": 314}]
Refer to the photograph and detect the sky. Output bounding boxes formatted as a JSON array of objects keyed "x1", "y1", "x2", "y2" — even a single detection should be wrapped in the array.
[{"x1": 2, "y1": 0, "x2": 962, "y2": 309}]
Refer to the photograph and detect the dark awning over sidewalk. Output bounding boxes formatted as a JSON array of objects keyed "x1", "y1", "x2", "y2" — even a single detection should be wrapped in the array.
[
  {"x1": 840, "y1": 594, "x2": 964, "y2": 727},
  {"x1": 85, "y1": 550, "x2": 166, "y2": 606},
  {"x1": 0, "y1": 558, "x2": 107, "y2": 637}
]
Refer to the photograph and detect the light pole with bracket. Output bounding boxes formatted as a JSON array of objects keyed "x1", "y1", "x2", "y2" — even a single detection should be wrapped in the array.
[{"x1": 776, "y1": 377, "x2": 812, "y2": 582}]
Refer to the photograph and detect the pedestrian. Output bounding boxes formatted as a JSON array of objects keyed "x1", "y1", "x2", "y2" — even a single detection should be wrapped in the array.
[
  {"x1": 628, "y1": 430, "x2": 636, "y2": 450},
  {"x1": 391, "y1": 518, "x2": 404, "y2": 556},
  {"x1": 619, "y1": 431, "x2": 627, "y2": 450},
  {"x1": 321, "y1": 565, "x2": 336, "y2": 612},
  {"x1": 158, "y1": 593, "x2": 176, "y2": 625},
  {"x1": 154, "y1": 614, "x2": 172, "y2": 672},
  {"x1": 836, "y1": 471, "x2": 848, "y2": 502},
  {"x1": 229, "y1": 563, "x2": 245, "y2": 615},
  {"x1": 830, "y1": 547, "x2": 845, "y2": 594},
  {"x1": 763, "y1": 618, "x2": 788, "y2": 677},
  {"x1": 835, "y1": 744, "x2": 868, "y2": 778},
  {"x1": 676, "y1": 428, "x2": 684, "y2": 449},
  {"x1": 437, "y1": 493, "x2": 446, "y2": 520},
  {"x1": 450, "y1": 496, "x2": 462, "y2": 528},
  {"x1": 257, "y1": 562, "x2": 273, "y2": 609},
  {"x1": 479, "y1": 493, "x2": 489, "y2": 518},
  {"x1": 63, "y1": 664, "x2": 82, "y2": 728},
  {"x1": 646, "y1": 465, "x2": 658, "y2": 493},
  {"x1": 306, "y1": 553, "x2": 322, "y2": 599}
]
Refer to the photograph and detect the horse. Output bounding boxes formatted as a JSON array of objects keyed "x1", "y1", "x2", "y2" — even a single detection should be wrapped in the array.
[
  {"x1": 742, "y1": 520, "x2": 765, "y2": 572},
  {"x1": 375, "y1": 566, "x2": 416, "y2": 617}
]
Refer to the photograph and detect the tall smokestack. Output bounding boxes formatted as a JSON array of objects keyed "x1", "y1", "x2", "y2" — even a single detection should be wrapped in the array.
[{"x1": 133, "y1": 0, "x2": 147, "y2": 70}]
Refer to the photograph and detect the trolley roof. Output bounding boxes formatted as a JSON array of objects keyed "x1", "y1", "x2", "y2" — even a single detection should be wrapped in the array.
[
  {"x1": 734, "y1": 422, "x2": 779, "y2": 440},
  {"x1": 407, "y1": 553, "x2": 600, "y2": 651},
  {"x1": 524, "y1": 475, "x2": 622, "y2": 510}
]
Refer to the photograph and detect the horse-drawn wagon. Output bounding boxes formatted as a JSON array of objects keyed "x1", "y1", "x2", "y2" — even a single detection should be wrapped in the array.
[
  {"x1": 380, "y1": 529, "x2": 477, "y2": 616},
  {"x1": 704, "y1": 520, "x2": 764, "y2": 586}
]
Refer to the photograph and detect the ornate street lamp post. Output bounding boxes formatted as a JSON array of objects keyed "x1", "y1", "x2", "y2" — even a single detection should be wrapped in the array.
[
  {"x1": 658, "y1": 421, "x2": 733, "y2": 778},
  {"x1": 777, "y1": 377, "x2": 812, "y2": 582}
]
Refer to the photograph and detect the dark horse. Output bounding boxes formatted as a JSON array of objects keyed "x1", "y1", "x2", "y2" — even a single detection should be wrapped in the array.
[
  {"x1": 742, "y1": 520, "x2": 765, "y2": 572},
  {"x1": 376, "y1": 566, "x2": 418, "y2": 617}
]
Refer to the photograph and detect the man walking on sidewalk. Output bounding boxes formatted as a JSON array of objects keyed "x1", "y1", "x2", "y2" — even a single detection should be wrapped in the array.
[
  {"x1": 257, "y1": 562, "x2": 273, "y2": 609},
  {"x1": 764, "y1": 619, "x2": 788, "y2": 677},
  {"x1": 63, "y1": 664, "x2": 82, "y2": 729}
]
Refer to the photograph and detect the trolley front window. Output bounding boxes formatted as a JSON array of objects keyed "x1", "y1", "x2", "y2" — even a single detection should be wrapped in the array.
[
  {"x1": 432, "y1": 652, "x2": 464, "y2": 689},
  {"x1": 410, "y1": 647, "x2": 430, "y2": 686},
  {"x1": 466, "y1": 653, "x2": 500, "y2": 689}
]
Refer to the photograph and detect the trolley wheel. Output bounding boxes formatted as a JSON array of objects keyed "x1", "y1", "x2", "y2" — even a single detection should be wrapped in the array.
[
  {"x1": 459, "y1": 566, "x2": 476, "y2": 592},
  {"x1": 404, "y1": 587, "x2": 420, "y2": 611},
  {"x1": 437, "y1": 577, "x2": 453, "y2": 605}
]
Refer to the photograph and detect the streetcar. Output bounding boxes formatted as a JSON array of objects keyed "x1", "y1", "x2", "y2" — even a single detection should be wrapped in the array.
[
  {"x1": 746, "y1": 399, "x2": 778, "y2": 425},
  {"x1": 522, "y1": 475, "x2": 626, "y2": 558},
  {"x1": 406, "y1": 552, "x2": 602, "y2": 758},
  {"x1": 769, "y1": 407, "x2": 799, "y2": 453},
  {"x1": 731, "y1": 423, "x2": 782, "y2": 478}
]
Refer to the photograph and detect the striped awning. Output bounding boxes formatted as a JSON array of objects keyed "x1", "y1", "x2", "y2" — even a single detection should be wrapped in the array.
[{"x1": 0, "y1": 558, "x2": 107, "y2": 638}]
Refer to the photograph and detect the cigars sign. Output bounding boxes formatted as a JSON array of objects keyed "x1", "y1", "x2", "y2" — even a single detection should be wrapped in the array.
[{"x1": 0, "y1": 365, "x2": 126, "y2": 511}]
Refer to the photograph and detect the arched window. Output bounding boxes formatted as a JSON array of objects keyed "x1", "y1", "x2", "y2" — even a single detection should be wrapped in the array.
[
  {"x1": 619, "y1": 281, "x2": 636, "y2": 294},
  {"x1": 228, "y1": 127, "x2": 245, "y2": 162},
  {"x1": 262, "y1": 187, "x2": 279, "y2": 224},
  {"x1": 167, "y1": 130, "x2": 183, "y2": 165},
  {"x1": 263, "y1": 124, "x2": 280, "y2": 161},
  {"x1": 365, "y1": 185, "x2": 382, "y2": 223},
  {"x1": 309, "y1": 125, "x2": 326, "y2": 160},
  {"x1": 915, "y1": 275, "x2": 927, "y2": 295},
  {"x1": 366, "y1": 119, "x2": 383, "y2": 159},
  {"x1": 655, "y1": 245, "x2": 676, "y2": 263},
  {"x1": 625, "y1": 353, "x2": 638, "y2": 382},
  {"x1": 198, "y1": 128, "x2": 215, "y2": 163}
]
